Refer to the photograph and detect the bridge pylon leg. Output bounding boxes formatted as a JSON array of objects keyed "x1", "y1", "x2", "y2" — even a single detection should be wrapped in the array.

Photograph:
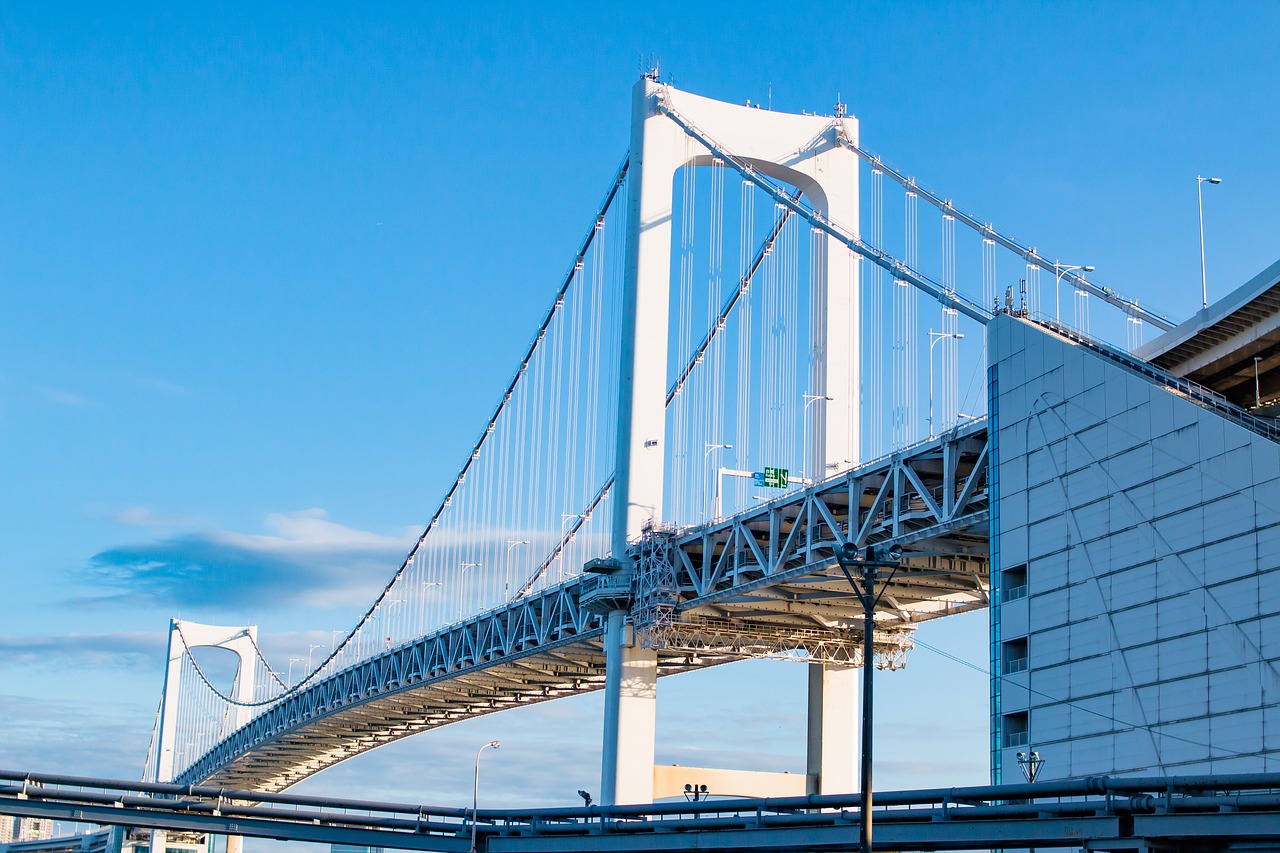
[
  {"x1": 807, "y1": 663, "x2": 859, "y2": 794},
  {"x1": 600, "y1": 610, "x2": 657, "y2": 806}
]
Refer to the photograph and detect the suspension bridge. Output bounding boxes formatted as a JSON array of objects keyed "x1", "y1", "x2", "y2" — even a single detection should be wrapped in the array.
[{"x1": 139, "y1": 74, "x2": 1176, "y2": 812}]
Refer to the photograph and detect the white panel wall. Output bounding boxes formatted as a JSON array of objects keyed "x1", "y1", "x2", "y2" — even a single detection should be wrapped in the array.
[{"x1": 990, "y1": 315, "x2": 1280, "y2": 782}]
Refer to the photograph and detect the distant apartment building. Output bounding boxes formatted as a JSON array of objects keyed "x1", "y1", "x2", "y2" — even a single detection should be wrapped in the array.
[{"x1": 0, "y1": 819, "x2": 53, "y2": 845}]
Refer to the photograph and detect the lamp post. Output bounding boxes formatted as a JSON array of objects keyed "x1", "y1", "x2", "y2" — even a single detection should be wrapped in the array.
[
  {"x1": 505, "y1": 539, "x2": 529, "y2": 598},
  {"x1": 801, "y1": 395, "x2": 833, "y2": 482},
  {"x1": 471, "y1": 740, "x2": 501, "y2": 853},
  {"x1": 836, "y1": 541, "x2": 904, "y2": 853},
  {"x1": 927, "y1": 332, "x2": 963, "y2": 435},
  {"x1": 459, "y1": 563, "x2": 481, "y2": 620},
  {"x1": 559, "y1": 514, "x2": 583, "y2": 583},
  {"x1": 287, "y1": 657, "x2": 304, "y2": 686},
  {"x1": 1256, "y1": 357, "x2": 1263, "y2": 409},
  {"x1": 704, "y1": 443, "x2": 733, "y2": 518},
  {"x1": 1052, "y1": 263, "x2": 1095, "y2": 323},
  {"x1": 1197, "y1": 175, "x2": 1223, "y2": 309},
  {"x1": 306, "y1": 643, "x2": 325, "y2": 671}
]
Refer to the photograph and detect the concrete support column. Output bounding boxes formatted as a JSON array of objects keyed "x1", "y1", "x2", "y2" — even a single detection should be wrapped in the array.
[
  {"x1": 600, "y1": 610, "x2": 658, "y2": 806},
  {"x1": 806, "y1": 662, "x2": 859, "y2": 794}
]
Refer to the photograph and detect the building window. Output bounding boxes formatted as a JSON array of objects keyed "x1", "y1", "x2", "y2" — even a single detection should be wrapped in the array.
[
  {"x1": 1003, "y1": 711, "x2": 1029, "y2": 748},
  {"x1": 1003, "y1": 564, "x2": 1027, "y2": 601},
  {"x1": 1003, "y1": 637, "x2": 1029, "y2": 674}
]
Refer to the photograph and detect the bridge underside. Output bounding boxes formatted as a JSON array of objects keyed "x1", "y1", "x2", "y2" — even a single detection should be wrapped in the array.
[
  {"x1": 193, "y1": 626, "x2": 748, "y2": 792},
  {"x1": 630, "y1": 424, "x2": 991, "y2": 667},
  {"x1": 180, "y1": 424, "x2": 991, "y2": 792}
]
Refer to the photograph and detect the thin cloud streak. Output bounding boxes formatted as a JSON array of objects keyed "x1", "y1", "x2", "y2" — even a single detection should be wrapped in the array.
[
  {"x1": 0, "y1": 632, "x2": 164, "y2": 668},
  {"x1": 76, "y1": 509, "x2": 417, "y2": 612}
]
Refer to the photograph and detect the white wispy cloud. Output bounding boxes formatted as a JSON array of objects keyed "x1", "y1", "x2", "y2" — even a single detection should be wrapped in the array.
[{"x1": 0, "y1": 632, "x2": 164, "y2": 668}]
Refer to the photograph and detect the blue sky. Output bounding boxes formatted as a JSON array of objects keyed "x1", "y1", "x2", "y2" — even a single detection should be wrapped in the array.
[{"x1": 2, "y1": 0, "x2": 1278, "y2": 830}]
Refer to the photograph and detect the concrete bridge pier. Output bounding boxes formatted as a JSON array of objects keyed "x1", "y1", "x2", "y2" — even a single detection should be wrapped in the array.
[
  {"x1": 599, "y1": 610, "x2": 658, "y2": 806},
  {"x1": 807, "y1": 663, "x2": 859, "y2": 794}
]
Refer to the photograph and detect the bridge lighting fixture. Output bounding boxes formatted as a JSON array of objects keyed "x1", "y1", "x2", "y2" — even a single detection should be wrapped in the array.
[
  {"x1": 1197, "y1": 175, "x2": 1223, "y2": 309},
  {"x1": 705, "y1": 444, "x2": 734, "y2": 518},
  {"x1": 801, "y1": 395, "x2": 834, "y2": 481},
  {"x1": 577, "y1": 789, "x2": 593, "y2": 807},
  {"x1": 1256, "y1": 356, "x2": 1263, "y2": 409},
  {"x1": 505, "y1": 540, "x2": 530, "y2": 597},
  {"x1": 1053, "y1": 263, "x2": 1095, "y2": 323},
  {"x1": 837, "y1": 541, "x2": 905, "y2": 853},
  {"x1": 471, "y1": 740, "x2": 501, "y2": 853},
  {"x1": 927, "y1": 332, "x2": 964, "y2": 436}
]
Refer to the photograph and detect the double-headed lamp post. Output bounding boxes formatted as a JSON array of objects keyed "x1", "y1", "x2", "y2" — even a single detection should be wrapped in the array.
[
  {"x1": 1197, "y1": 175, "x2": 1223, "y2": 309},
  {"x1": 836, "y1": 541, "x2": 904, "y2": 853},
  {"x1": 471, "y1": 740, "x2": 501, "y2": 853}
]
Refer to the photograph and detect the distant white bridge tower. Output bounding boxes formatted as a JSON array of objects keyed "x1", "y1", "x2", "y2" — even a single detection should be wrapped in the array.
[
  {"x1": 605, "y1": 76, "x2": 863, "y2": 805},
  {"x1": 153, "y1": 620, "x2": 259, "y2": 853}
]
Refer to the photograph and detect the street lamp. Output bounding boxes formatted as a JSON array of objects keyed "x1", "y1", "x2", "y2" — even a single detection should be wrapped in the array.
[
  {"x1": 1052, "y1": 263, "x2": 1095, "y2": 323},
  {"x1": 559, "y1": 514, "x2": 583, "y2": 583},
  {"x1": 1256, "y1": 357, "x2": 1263, "y2": 409},
  {"x1": 505, "y1": 539, "x2": 529, "y2": 598},
  {"x1": 1197, "y1": 175, "x2": 1223, "y2": 309},
  {"x1": 836, "y1": 541, "x2": 904, "y2": 853},
  {"x1": 704, "y1": 443, "x2": 733, "y2": 519},
  {"x1": 306, "y1": 643, "x2": 326, "y2": 671},
  {"x1": 459, "y1": 563, "x2": 481, "y2": 620},
  {"x1": 801, "y1": 395, "x2": 833, "y2": 482},
  {"x1": 471, "y1": 740, "x2": 501, "y2": 853},
  {"x1": 287, "y1": 657, "x2": 304, "y2": 686},
  {"x1": 927, "y1": 332, "x2": 963, "y2": 435}
]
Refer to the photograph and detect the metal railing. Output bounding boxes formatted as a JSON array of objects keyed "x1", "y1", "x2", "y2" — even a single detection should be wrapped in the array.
[
  {"x1": 1030, "y1": 315, "x2": 1280, "y2": 444},
  {"x1": 11, "y1": 768, "x2": 1280, "y2": 852}
]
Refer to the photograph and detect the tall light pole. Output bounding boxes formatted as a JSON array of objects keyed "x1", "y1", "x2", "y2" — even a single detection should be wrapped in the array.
[
  {"x1": 505, "y1": 539, "x2": 529, "y2": 598},
  {"x1": 471, "y1": 740, "x2": 501, "y2": 853},
  {"x1": 836, "y1": 541, "x2": 904, "y2": 853},
  {"x1": 927, "y1": 332, "x2": 963, "y2": 435},
  {"x1": 1052, "y1": 263, "x2": 1095, "y2": 323},
  {"x1": 306, "y1": 643, "x2": 325, "y2": 671},
  {"x1": 459, "y1": 563, "x2": 481, "y2": 621},
  {"x1": 800, "y1": 395, "x2": 832, "y2": 482},
  {"x1": 1256, "y1": 356, "x2": 1263, "y2": 409},
  {"x1": 287, "y1": 657, "x2": 304, "y2": 686},
  {"x1": 706, "y1": 440, "x2": 737, "y2": 514},
  {"x1": 559, "y1": 514, "x2": 583, "y2": 583},
  {"x1": 1197, "y1": 175, "x2": 1223, "y2": 309}
]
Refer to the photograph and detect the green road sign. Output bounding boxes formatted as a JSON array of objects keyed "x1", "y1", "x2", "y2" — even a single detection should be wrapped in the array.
[{"x1": 763, "y1": 467, "x2": 788, "y2": 488}]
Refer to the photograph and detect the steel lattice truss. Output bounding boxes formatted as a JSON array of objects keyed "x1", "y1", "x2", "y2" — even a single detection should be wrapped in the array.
[
  {"x1": 634, "y1": 421, "x2": 991, "y2": 665},
  {"x1": 175, "y1": 423, "x2": 989, "y2": 792}
]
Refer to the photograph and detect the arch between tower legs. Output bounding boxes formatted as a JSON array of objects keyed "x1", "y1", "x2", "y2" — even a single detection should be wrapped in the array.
[{"x1": 153, "y1": 620, "x2": 259, "y2": 853}]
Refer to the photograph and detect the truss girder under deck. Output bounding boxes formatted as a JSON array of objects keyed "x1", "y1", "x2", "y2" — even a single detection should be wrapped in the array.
[{"x1": 635, "y1": 422, "x2": 991, "y2": 661}]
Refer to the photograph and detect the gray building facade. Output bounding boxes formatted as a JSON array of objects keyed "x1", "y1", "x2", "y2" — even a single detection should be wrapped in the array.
[{"x1": 990, "y1": 311, "x2": 1280, "y2": 783}]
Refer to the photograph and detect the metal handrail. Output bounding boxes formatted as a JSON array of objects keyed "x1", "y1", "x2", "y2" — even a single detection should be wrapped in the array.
[{"x1": 1030, "y1": 315, "x2": 1280, "y2": 444}]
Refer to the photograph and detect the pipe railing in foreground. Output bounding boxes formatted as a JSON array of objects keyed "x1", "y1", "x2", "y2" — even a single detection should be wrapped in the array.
[{"x1": 9, "y1": 768, "x2": 1280, "y2": 832}]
